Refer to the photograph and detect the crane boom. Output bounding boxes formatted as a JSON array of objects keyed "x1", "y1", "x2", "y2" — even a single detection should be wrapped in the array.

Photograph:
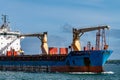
[
  {"x1": 72, "y1": 25, "x2": 109, "y2": 51},
  {"x1": 20, "y1": 33, "x2": 44, "y2": 37},
  {"x1": 76, "y1": 26, "x2": 109, "y2": 34},
  {"x1": 20, "y1": 32, "x2": 48, "y2": 54}
]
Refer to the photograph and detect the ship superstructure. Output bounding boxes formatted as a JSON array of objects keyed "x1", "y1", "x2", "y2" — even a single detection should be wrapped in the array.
[
  {"x1": 0, "y1": 15, "x2": 113, "y2": 73},
  {"x1": 0, "y1": 15, "x2": 21, "y2": 55}
]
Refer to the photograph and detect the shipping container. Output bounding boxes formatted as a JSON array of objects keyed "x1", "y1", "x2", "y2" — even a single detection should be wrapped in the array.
[
  {"x1": 6, "y1": 51, "x2": 12, "y2": 56},
  {"x1": 49, "y1": 47, "x2": 58, "y2": 54},
  {"x1": 59, "y1": 48, "x2": 68, "y2": 54},
  {"x1": 13, "y1": 51, "x2": 17, "y2": 56}
]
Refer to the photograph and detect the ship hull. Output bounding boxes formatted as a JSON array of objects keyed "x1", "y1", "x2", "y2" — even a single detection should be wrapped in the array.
[
  {"x1": 0, "y1": 50, "x2": 112, "y2": 72},
  {"x1": 50, "y1": 66, "x2": 103, "y2": 72},
  {"x1": 0, "y1": 66, "x2": 103, "y2": 72}
]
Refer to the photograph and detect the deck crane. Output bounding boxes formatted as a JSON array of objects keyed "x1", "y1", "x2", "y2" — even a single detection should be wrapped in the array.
[
  {"x1": 71, "y1": 25, "x2": 109, "y2": 51},
  {"x1": 20, "y1": 32, "x2": 48, "y2": 54}
]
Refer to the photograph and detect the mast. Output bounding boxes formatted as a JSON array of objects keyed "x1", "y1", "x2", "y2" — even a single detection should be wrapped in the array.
[
  {"x1": 2, "y1": 15, "x2": 7, "y2": 23},
  {"x1": 0, "y1": 15, "x2": 10, "y2": 31},
  {"x1": 96, "y1": 30, "x2": 101, "y2": 50}
]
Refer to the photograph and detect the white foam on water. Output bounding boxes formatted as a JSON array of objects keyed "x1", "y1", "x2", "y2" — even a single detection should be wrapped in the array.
[
  {"x1": 69, "y1": 71, "x2": 114, "y2": 75},
  {"x1": 69, "y1": 72, "x2": 98, "y2": 74},
  {"x1": 101, "y1": 71, "x2": 114, "y2": 74}
]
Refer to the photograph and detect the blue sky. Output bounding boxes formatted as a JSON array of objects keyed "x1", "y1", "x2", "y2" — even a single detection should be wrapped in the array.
[{"x1": 0, "y1": 0, "x2": 120, "y2": 59}]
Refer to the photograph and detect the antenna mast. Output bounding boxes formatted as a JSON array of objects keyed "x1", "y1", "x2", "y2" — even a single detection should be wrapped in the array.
[{"x1": 1, "y1": 15, "x2": 10, "y2": 31}]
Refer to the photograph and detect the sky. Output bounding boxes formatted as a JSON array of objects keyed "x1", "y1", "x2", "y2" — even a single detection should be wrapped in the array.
[{"x1": 0, "y1": 0, "x2": 120, "y2": 59}]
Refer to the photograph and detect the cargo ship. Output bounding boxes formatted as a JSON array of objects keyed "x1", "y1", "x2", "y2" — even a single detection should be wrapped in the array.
[{"x1": 0, "y1": 15, "x2": 112, "y2": 73}]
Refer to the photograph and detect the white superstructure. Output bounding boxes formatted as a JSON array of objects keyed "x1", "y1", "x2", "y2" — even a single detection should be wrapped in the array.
[{"x1": 0, "y1": 15, "x2": 21, "y2": 55}]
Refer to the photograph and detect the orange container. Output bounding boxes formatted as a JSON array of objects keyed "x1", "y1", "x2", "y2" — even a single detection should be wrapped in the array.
[
  {"x1": 6, "y1": 51, "x2": 12, "y2": 56},
  {"x1": 49, "y1": 47, "x2": 58, "y2": 54},
  {"x1": 59, "y1": 48, "x2": 68, "y2": 54},
  {"x1": 13, "y1": 51, "x2": 18, "y2": 56}
]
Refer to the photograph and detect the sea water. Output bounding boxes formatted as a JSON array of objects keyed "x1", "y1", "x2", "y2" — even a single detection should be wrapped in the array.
[{"x1": 0, "y1": 64, "x2": 119, "y2": 80}]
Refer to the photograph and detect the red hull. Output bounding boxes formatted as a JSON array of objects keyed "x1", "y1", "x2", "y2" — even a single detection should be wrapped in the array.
[
  {"x1": 50, "y1": 66, "x2": 103, "y2": 73},
  {"x1": 0, "y1": 66, "x2": 103, "y2": 72}
]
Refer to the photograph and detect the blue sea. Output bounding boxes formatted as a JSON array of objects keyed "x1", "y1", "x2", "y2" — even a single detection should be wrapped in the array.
[{"x1": 0, "y1": 64, "x2": 119, "y2": 80}]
